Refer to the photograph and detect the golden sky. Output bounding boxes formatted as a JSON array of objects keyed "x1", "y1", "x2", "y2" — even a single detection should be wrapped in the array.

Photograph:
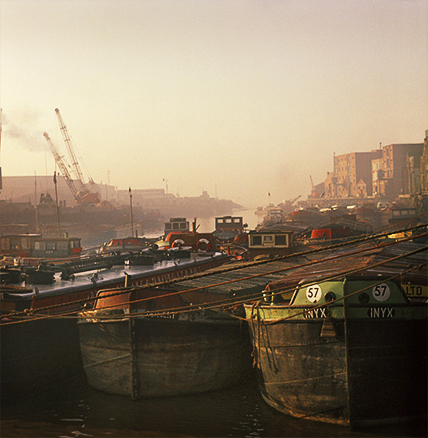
[{"x1": 1, "y1": 0, "x2": 427, "y2": 208}]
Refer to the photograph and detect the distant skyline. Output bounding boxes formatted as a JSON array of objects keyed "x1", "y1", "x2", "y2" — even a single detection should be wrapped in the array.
[{"x1": 1, "y1": 0, "x2": 427, "y2": 208}]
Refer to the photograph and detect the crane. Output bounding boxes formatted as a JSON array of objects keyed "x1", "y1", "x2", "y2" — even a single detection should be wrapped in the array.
[
  {"x1": 309, "y1": 175, "x2": 320, "y2": 198},
  {"x1": 55, "y1": 108, "x2": 95, "y2": 187},
  {"x1": 43, "y1": 132, "x2": 80, "y2": 202}
]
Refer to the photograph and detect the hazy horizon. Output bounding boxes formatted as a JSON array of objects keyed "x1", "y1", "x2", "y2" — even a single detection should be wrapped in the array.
[{"x1": 1, "y1": 0, "x2": 427, "y2": 209}]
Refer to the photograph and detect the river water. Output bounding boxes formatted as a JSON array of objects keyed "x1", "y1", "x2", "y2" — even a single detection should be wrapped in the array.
[{"x1": 2, "y1": 368, "x2": 426, "y2": 438}]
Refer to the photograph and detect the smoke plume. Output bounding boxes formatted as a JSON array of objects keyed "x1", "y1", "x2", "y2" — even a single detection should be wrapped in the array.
[{"x1": 2, "y1": 109, "x2": 49, "y2": 152}]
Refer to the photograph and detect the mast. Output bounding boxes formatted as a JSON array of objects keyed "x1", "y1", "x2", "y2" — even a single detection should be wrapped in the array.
[
  {"x1": 34, "y1": 171, "x2": 38, "y2": 232},
  {"x1": 129, "y1": 187, "x2": 134, "y2": 237},
  {"x1": 53, "y1": 171, "x2": 61, "y2": 237}
]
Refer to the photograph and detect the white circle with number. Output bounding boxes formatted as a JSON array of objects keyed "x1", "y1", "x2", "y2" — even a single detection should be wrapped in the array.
[
  {"x1": 306, "y1": 284, "x2": 322, "y2": 303},
  {"x1": 372, "y1": 283, "x2": 391, "y2": 302}
]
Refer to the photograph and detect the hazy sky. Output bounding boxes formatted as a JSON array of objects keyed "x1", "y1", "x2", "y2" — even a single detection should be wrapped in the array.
[{"x1": 1, "y1": 0, "x2": 427, "y2": 208}]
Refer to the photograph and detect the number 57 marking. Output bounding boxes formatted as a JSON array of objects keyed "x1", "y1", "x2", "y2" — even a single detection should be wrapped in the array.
[
  {"x1": 372, "y1": 283, "x2": 390, "y2": 302},
  {"x1": 306, "y1": 285, "x2": 321, "y2": 303}
]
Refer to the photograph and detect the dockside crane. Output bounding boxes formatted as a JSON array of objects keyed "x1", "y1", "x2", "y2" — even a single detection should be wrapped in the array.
[
  {"x1": 310, "y1": 175, "x2": 320, "y2": 198},
  {"x1": 289, "y1": 195, "x2": 301, "y2": 204},
  {"x1": 43, "y1": 131, "x2": 80, "y2": 202},
  {"x1": 55, "y1": 108, "x2": 95, "y2": 187},
  {"x1": 54, "y1": 108, "x2": 100, "y2": 203}
]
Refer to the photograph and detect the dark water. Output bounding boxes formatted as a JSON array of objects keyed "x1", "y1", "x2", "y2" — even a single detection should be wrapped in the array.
[{"x1": 1, "y1": 370, "x2": 426, "y2": 438}]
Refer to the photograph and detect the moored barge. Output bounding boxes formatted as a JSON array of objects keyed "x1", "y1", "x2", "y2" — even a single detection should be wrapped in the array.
[
  {"x1": 77, "y1": 259, "x2": 298, "y2": 399},
  {"x1": 244, "y1": 242, "x2": 428, "y2": 428},
  {"x1": 1, "y1": 249, "x2": 229, "y2": 400}
]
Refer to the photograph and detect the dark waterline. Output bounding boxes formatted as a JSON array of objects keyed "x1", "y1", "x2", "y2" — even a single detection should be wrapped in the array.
[{"x1": 1, "y1": 370, "x2": 426, "y2": 438}]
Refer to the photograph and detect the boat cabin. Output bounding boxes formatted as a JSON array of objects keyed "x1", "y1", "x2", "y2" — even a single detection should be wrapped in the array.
[
  {"x1": 101, "y1": 237, "x2": 149, "y2": 254},
  {"x1": 215, "y1": 216, "x2": 246, "y2": 234},
  {"x1": 248, "y1": 230, "x2": 294, "y2": 260},
  {"x1": 164, "y1": 218, "x2": 189, "y2": 237},
  {"x1": 0, "y1": 234, "x2": 82, "y2": 259},
  {"x1": 388, "y1": 207, "x2": 418, "y2": 226},
  {"x1": 31, "y1": 236, "x2": 82, "y2": 259},
  {"x1": 155, "y1": 232, "x2": 217, "y2": 252},
  {"x1": 261, "y1": 209, "x2": 284, "y2": 226},
  {"x1": 0, "y1": 234, "x2": 42, "y2": 258},
  {"x1": 310, "y1": 227, "x2": 353, "y2": 240}
]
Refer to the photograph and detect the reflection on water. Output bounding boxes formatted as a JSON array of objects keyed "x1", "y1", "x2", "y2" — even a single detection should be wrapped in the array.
[{"x1": 1, "y1": 370, "x2": 426, "y2": 438}]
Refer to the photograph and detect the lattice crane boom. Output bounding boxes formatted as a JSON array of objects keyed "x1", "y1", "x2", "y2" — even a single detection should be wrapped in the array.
[
  {"x1": 55, "y1": 108, "x2": 84, "y2": 185},
  {"x1": 55, "y1": 108, "x2": 95, "y2": 187},
  {"x1": 43, "y1": 131, "x2": 80, "y2": 202}
]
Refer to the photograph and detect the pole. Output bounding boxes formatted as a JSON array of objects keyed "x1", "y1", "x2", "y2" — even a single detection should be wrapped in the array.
[
  {"x1": 34, "y1": 171, "x2": 38, "y2": 232},
  {"x1": 129, "y1": 187, "x2": 134, "y2": 237},
  {"x1": 54, "y1": 171, "x2": 61, "y2": 237}
]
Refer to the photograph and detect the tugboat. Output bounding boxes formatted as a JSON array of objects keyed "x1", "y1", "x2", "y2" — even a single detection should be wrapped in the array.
[{"x1": 154, "y1": 218, "x2": 217, "y2": 252}]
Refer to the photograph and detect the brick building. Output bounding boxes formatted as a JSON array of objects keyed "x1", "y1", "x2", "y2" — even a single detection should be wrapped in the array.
[
  {"x1": 323, "y1": 137, "x2": 425, "y2": 204},
  {"x1": 419, "y1": 130, "x2": 428, "y2": 194},
  {"x1": 329, "y1": 150, "x2": 382, "y2": 199},
  {"x1": 376, "y1": 143, "x2": 424, "y2": 199}
]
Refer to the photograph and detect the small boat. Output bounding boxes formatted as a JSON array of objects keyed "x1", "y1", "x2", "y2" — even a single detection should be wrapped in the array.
[
  {"x1": 293, "y1": 218, "x2": 373, "y2": 253},
  {"x1": 155, "y1": 219, "x2": 217, "y2": 252},
  {"x1": 244, "y1": 241, "x2": 427, "y2": 428},
  {"x1": 289, "y1": 208, "x2": 324, "y2": 226},
  {"x1": 0, "y1": 233, "x2": 41, "y2": 258},
  {"x1": 163, "y1": 217, "x2": 190, "y2": 235},
  {"x1": 0, "y1": 249, "x2": 229, "y2": 401},
  {"x1": 0, "y1": 234, "x2": 82, "y2": 262},
  {"x1": 213, "y1": 216, "x2": 247, "y2": 243},
  {"x1": 247, "y1": 229, "x2": 294, "y2": 260},
  {"x1": 100, "y1": 236, "x2": 152, "y2": 254}
]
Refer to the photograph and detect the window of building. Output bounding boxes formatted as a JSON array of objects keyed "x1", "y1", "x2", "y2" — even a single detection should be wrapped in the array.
[
  {"x1": 263, "y1": 235, "x2": 273, "y2": 244},
  {"x1": 275, "y1": 235, "x2": 288, "y2": 246}
]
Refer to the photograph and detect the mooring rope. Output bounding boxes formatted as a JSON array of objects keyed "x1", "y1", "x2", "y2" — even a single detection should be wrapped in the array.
[
  {"x1": 1, "y1": 224, "x2": 426, "y2": 325},
  {"x1": 3, "y1": 239, "x2": 425, "y2": 327}
]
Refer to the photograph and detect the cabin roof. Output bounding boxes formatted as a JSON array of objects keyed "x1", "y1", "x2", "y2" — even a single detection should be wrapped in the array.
[{"x1": 1, "y1": 234, "x2": 42, "y2": 238}]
